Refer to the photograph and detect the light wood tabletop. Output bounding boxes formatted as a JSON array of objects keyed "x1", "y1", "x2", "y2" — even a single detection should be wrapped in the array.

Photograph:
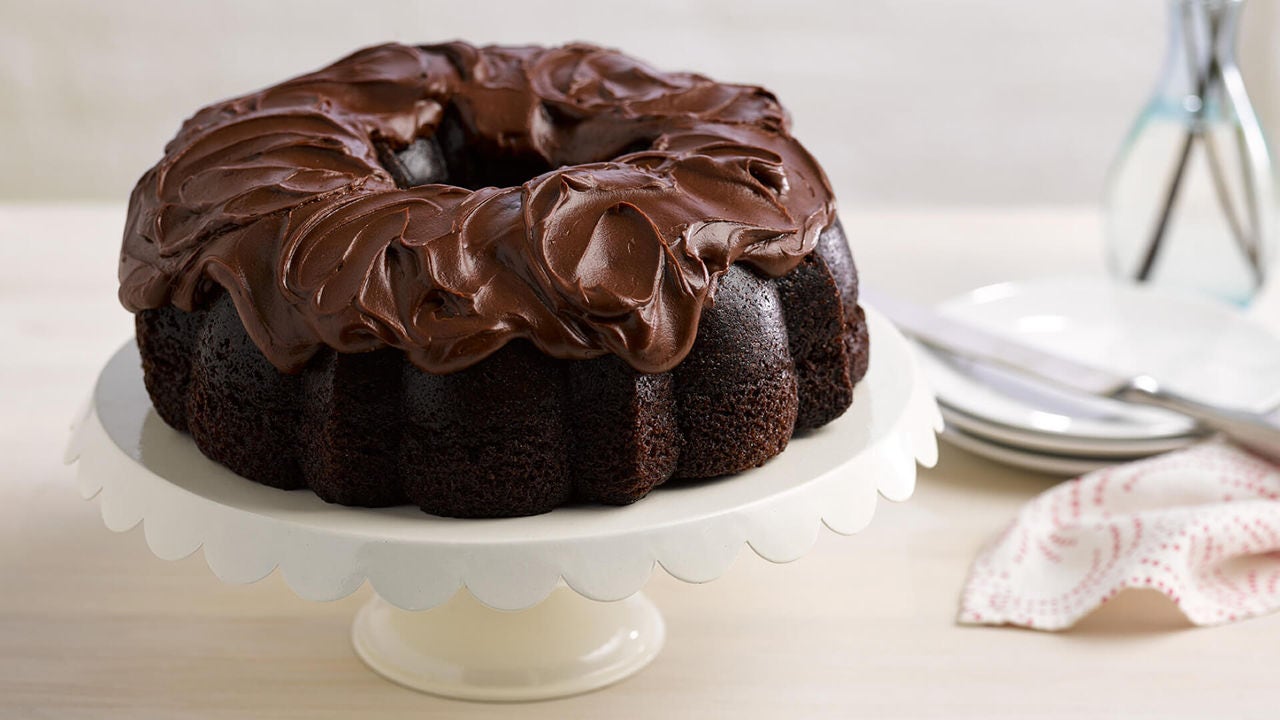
[{"x1": 3, "y1": 204, "x2": 1277, "y2": 719}]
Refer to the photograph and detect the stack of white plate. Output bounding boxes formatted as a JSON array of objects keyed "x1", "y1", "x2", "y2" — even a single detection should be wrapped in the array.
[{"x1": 910, "y1": 276, "x2": 1280, "y2": 476}]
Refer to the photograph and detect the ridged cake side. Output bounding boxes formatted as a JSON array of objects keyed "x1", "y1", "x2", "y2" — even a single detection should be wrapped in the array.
[{"x1": 135, "y1": 224, "x2": 869, "y2": 518}]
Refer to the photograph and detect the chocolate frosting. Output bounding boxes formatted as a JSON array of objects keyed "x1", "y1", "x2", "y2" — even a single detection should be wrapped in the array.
[{"x1": 120, "y1": 42, "x2": 837, "y2": 374}]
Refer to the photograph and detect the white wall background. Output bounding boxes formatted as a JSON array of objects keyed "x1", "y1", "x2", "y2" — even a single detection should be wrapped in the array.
[{"x1": 3, "y1": 0, "x2": 1278, "y2": 207}]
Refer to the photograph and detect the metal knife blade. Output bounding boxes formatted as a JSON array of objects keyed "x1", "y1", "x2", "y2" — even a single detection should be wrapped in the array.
[{"x1": 861, "y1": 286, "x2": 1130, "y2": 399}]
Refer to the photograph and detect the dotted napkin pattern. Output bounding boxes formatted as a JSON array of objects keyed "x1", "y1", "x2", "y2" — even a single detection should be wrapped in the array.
[{"x1": 959, "y1": 441, "x2": 1280, "y2": 630}]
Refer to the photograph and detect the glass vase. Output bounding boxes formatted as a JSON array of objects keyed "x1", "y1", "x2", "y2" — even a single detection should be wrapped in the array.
[{"x1": 1104, "y1": 0, "x2": 1276, "y2": 306}]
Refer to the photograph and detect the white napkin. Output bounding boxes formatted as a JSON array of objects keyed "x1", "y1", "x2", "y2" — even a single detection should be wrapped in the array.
[{"x1": 959, "y1": 441, "x2": 1280, "y2": 630}]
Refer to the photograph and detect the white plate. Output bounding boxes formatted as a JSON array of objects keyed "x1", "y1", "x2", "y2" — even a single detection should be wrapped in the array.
[
  {"x1": 923, "y1": 276, "x2": 1280, "y2": 450},
  {"x1": 937, "y1": 399, "x2": 1198, "y2": 458},
  {"x1": 940, "y1": 425, "x2": 1117, "y2": 477}
]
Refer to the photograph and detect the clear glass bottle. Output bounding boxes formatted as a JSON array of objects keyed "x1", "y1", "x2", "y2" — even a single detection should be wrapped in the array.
[{"x1": 1104, "y1": 0, "x2": 1275, "y2": 306}]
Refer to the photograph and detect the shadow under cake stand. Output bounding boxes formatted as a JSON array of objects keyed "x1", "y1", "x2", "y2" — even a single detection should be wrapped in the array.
[{"x1": 64, "y1": 306, "x2": 940, "y2": 702}]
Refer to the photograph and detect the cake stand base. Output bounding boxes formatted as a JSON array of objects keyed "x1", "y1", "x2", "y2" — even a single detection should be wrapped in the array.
[{"x1": 351, "y1": 587, "x2": 664, "y2": 701}]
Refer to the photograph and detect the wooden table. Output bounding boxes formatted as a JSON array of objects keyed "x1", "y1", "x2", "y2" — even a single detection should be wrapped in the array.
[{"x1": 3, "y1": 204, "x2": 1277, "y2": 718}]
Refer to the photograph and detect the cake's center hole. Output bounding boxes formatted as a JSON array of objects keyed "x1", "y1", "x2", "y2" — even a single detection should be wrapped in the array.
[
  {"x1": 378, "y1": 104, "x2": 660, "y2": 192},
  {"x1": 378, "y1": 105, "x2": 555, "y2": 191}
]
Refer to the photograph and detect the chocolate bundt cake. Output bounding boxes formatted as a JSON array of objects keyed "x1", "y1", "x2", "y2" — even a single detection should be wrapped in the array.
[{"x1": 119, "y1": 42, "x2": 869, "y2": 518}]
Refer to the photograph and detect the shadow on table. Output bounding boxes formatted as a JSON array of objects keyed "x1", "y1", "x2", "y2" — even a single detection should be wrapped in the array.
[
  {"x1": 920, "y1": 442, "x2": 1062, "y2": 501},
  {"x1": 1062, "y1": 589, "x2": 1197, "y2": 637}
]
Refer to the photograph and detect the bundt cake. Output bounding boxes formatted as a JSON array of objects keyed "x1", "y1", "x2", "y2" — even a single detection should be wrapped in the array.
[{"x1": 119, "y1": 42, "x2": 870, "y2": 518}]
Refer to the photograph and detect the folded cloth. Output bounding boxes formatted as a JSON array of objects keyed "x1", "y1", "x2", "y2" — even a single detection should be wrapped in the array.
[{"x1": 959, "y1": 441, "x2": 1280, "y2": 630}]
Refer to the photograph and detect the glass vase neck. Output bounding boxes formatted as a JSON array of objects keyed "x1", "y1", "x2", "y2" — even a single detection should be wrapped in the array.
[{"x1": 1158, "y1": 0, "x2": 1243, "y2": 102}]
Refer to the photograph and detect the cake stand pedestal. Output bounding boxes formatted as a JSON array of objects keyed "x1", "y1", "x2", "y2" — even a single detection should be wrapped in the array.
[{"x1": 64, "y1": 307, "x2": 940, "y2": 702}]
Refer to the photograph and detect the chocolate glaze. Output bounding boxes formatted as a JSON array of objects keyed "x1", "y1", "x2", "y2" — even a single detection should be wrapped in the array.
[{"x1": 120, "y1": 42, "x2": 836, "y2": 374}]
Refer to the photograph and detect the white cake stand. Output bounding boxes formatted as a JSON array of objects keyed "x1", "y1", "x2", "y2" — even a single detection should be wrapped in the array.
[{"x1": 64, "y1": 307, "x2": 940, "y2": 702}]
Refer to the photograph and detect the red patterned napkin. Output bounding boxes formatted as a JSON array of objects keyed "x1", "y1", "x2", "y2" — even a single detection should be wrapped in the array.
[{"x1": 959, "y1": 441, "x2": 1280, "y2": 630}]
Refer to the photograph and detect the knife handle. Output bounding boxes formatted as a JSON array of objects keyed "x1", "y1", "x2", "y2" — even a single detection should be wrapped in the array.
[{"x1": 1116, "y1": 375, "x2": 1280, "y2": 463}]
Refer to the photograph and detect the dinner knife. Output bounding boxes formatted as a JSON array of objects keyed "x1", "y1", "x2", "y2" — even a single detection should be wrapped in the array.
[{"x1": 863, "y1": 287, "x2": 1280, "y2": 462}]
